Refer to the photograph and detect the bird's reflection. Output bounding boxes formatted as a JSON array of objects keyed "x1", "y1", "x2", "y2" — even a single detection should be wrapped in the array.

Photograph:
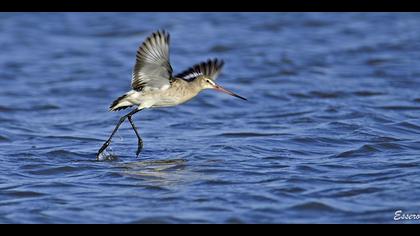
[{"x1": 115, "y1": 158, "x2": 189, "y2": 185}]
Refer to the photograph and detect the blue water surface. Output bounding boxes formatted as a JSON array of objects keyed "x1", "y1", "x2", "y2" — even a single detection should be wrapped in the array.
[{"x1": 1, "y1": 13, "x2": 420, "y2": 223}]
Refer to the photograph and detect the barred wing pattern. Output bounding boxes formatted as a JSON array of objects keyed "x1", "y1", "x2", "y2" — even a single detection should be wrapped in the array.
[
  {"x1": 131, "y1": 30, "x2": 173, "y2": 91},
  {"x1": 176, "y1": 59, "x2": 224, "y2": 81}
]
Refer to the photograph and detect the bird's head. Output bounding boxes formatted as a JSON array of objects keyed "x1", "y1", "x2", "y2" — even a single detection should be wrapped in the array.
[{"x1": 197, "y1": 76, "x2": 247, "y2": 101}]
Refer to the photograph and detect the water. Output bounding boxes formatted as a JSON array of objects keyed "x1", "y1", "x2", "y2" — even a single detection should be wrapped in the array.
[{"x1": 1, "y1": 13, "x2": 420, "y2": 223}]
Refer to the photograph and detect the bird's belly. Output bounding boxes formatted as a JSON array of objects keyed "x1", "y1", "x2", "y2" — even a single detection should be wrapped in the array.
[
  {"x1": 130, "y1": 88, "x2": 198, "y2": 109},
  {"x1": 131, "y1": 93, "x2": 183, "y2": 108},
  {"x1": 152, "y1": 96, "x2": 189, "y2": 107},
  {"x1": 152, "y1": 92, "x2": 196, "y2": 108}
]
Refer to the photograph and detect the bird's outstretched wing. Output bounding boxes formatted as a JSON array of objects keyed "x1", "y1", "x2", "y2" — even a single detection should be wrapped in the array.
[
  {"x1": 175, "y1": 59, "x2": 224, "y2": 81},
  {"x1": 132, "y1": 30, "x2": 173, "y2": 91}
]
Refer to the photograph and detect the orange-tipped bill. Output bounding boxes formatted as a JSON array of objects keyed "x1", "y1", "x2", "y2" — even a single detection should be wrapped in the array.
[{"x1": 214, "y1": 84, "x2": 247, "y2": 101}]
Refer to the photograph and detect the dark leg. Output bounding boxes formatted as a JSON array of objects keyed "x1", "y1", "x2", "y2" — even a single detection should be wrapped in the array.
[
  {"x1": 96, "y1": 109, "x2": 142, "y2": 160},
  {"x1": 127, "y1": 116, "x2": 143, "y2": 157}
]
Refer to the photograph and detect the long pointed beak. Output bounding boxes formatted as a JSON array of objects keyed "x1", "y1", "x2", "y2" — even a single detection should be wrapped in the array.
[{"x1": 214, "y1": 84, "x2": 247, "y2": 101}]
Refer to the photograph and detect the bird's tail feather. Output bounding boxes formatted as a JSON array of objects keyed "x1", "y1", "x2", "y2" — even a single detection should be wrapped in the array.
[{"x1": 109, "y1": 94, "x2": 134, "y2": 111}]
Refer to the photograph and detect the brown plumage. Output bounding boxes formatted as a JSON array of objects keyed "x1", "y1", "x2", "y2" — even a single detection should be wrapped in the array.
[{"x1": 98, "y1": 30, "x2": 246, "y2": 160}]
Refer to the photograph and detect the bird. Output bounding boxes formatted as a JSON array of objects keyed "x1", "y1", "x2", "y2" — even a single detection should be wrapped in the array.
[{"x1": 96, "y1": 30, "x2": 247, "y2": 160}]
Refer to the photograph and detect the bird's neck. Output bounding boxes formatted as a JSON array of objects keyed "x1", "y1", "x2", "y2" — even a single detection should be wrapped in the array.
[{"x1": 187, "y1": 78, "x2": 205, "y2": 93}]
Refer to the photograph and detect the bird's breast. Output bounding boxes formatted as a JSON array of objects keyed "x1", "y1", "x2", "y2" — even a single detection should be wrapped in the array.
[{"x1": 151, "y1": 84, "x2": 198, "y2": 107}]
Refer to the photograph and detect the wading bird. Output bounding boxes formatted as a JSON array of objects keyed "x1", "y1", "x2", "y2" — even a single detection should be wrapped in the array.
[{"x1": 97, "y1": 30, "x2": 247, "y2": 160}]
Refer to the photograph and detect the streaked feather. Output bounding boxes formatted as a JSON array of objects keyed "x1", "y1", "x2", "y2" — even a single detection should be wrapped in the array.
[{"x1": 131, "y1": 30, "x2": 173, "y2": 91}]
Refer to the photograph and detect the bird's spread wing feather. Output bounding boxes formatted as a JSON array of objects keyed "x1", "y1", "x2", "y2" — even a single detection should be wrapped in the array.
[
  {"x1": 132, "y1": 30, "x2": 173, "y2": 91},
  {"x1": 175, "y1": 59, "x2": 224, "y2": 81}
]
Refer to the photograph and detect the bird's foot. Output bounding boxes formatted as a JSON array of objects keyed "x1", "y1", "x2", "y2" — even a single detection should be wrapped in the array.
[{"x1": 96, "y1": 140, "x2": 111, "y2": 160}]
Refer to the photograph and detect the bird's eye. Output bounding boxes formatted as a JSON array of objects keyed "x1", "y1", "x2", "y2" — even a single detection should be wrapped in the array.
[{"x1": 206, "y1": 80, "x2": 210, "y2": 83}]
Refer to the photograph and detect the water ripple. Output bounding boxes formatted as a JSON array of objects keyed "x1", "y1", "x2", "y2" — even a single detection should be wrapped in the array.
[
  {"x1": 288, "y1": 201, "x2": 342, "y2": 213},
  {"x1": 218, "y1": 132, "x2": 281, "y2": 138},
  {"x1": 26, "y1": 166, "x2": 80, "y2": 176},
  {"x1": 0, "y1": 12, "x2": 419, "y2": 223},
  {"x1": 334, "y1": 145, "x2": 380, "y2": 158}
]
